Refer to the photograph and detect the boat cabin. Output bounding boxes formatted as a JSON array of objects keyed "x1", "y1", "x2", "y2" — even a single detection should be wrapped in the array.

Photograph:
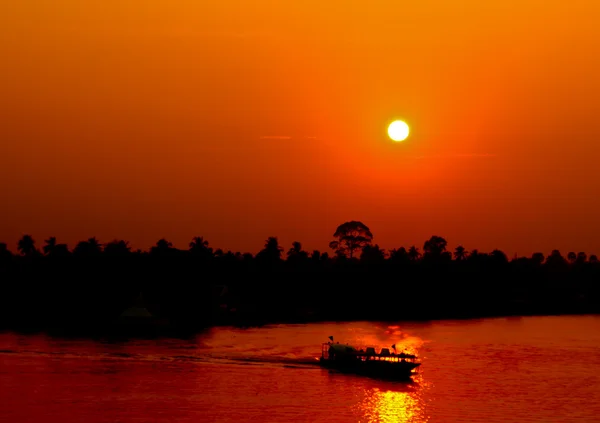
[{"x1": 321, "y1": 342, "x2": 419, "y2": 364}]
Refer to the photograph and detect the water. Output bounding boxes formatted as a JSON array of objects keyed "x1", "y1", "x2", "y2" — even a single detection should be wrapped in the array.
[{"x1": 1, "y1": 316, "x2": 600, "y2": 422}]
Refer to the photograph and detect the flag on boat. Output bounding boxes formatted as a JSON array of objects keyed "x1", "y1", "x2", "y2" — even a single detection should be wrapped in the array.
[
  {"x1": 391, "y1": 344, "x2": 396, "y2": 351},
  {"x1": 329, "y1": 336, "x2": 334, "y2": 342}
]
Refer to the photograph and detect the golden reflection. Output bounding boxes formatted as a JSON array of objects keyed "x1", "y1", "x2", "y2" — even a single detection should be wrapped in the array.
[{"x1": 358, "y1": 385, "x2": 429, "y2": 423}]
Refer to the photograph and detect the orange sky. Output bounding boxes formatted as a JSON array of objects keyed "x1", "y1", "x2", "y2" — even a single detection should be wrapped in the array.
[{"x1": 1, "y1": 1, "x2": 599, "y2": 256}]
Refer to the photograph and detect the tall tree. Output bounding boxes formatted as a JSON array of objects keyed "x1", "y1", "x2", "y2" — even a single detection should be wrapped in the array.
[{"x1": 329, "y1": 221, "x2": 373, "y2": 259}]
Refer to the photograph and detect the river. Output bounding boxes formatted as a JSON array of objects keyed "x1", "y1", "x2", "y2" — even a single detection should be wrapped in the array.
[{"x1": 1, "y1": 316, "x2": 600, "y2": 422}]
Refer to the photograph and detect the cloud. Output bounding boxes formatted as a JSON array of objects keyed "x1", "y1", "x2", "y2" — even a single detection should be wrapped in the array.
[
  {"x1": 164, "y1": 28, "x2": 271, "y2": 39},
  {"x1": 451, "y1": 153, "x2": 497, "y2": 158},
  {"x1": 413, "y1": 153, "x2": 497, "y2": 160},
  {"x1": 259, "y1": 135, "x2": 292, "y2": 140}
]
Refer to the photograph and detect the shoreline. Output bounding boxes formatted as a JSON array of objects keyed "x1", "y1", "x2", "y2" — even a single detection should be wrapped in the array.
[{"x1": 2, "y1": 308, "x2": 598, "y2": 339}]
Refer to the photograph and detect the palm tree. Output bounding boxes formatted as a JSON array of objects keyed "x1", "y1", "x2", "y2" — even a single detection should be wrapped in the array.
[
  {"x1": 17, "y1": 235, "x2": 38, "y2": 257},
  {"x1": 454, "y1": 245, "x2": 467, "y2": 261},
  {"x1": 43, "y1": 237, "x2": 70, "y2": 257},
  {"x1": 189, "y1": 236, "x2": 213, "y2": 258},
  {"x1": 43, "y1": 237, "x2": 57, "y2": 255}
]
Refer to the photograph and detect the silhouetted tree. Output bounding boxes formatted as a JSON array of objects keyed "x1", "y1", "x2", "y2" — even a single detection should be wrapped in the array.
[
  {"x1": 567, "y1": 252, "x2": 577, "y2": 264},
  {"x1": 17, "y1": 235, "x2": 38, "y2": 257},
  {"x1": 423, "y1": 236, "x2": 450, "y2": 263},
  {"x1": 329, "y1": 221, "x2": 373, "y2": 259},
  {"x1": 287, "y1": 241, "x2": 308, "y2": 266},
  {"x1": 310, "y1": 250, "x2": 321, "y2": 262},
  {"x1": 576, "y1": 252, "x2": 587, "y2": 264},
  {"x1": 43, "y1": 237, "x2": 69, "y2": 258},
  {"x1": 389, "y1": 247, "x2": 409, "y2": 263},
  {"x1": 189, "y1": 236, "x2": 213, "y2": 259},
  {"x1": 150, "y1": 238, "x2": 174, "y2": 256},
  {"x1": 256, "y1": 237, "x2": 283, "y2": 264},
  {"x1": 43, "y1": 237, "x2": 56, "y2": 255},
  {"x1": 532, "y1": 252, "x2": 545, "y2": 266},
  {"x1": 104, "y1": 240, "x2": 131, "y2": 257},
  {"x1": 1, "y1": 228, "x2": 600, "y2": 334},
  {"x1": 454, "y1": 245, "x2": 467, "y2": 261},
  {"x1": 490, "y1": 249, "x2": 509, "y2": 266},
  {"x1": 0, "y1": 242, "x2": 12, "y2": 262},
  {"x1": 407, "y1": 246, "x2": 421, "y2": 262},
  {"x1": 360, "y1": 244, "x2": 386, "y2": 265},
  {"x1": 73, "y1": 237, "x2": 103, "y2": 257}
]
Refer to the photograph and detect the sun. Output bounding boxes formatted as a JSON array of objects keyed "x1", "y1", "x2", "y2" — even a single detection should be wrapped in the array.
[{"x1": 388, "y1": 120, "x2": 410, "y2": 142}]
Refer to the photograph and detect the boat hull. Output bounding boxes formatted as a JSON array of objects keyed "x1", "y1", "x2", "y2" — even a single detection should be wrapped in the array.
[{"x1": 319, "y1": 357, "x2": 419, "y2": 380}]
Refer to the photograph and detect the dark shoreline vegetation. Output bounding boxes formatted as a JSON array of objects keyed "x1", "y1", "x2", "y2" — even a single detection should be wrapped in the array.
[{"x1": 1, "y1": 221, "x2": 599, "y2": 337}]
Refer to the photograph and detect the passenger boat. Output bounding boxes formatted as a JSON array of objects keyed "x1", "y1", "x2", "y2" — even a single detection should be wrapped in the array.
[{"x1": 319, "y1": 337, "x2": 421, "y2": 380}]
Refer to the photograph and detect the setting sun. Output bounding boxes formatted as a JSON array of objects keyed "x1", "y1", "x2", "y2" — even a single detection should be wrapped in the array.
[{"x1": 387, "y1": 120, "x2": 410, "y2": 142}]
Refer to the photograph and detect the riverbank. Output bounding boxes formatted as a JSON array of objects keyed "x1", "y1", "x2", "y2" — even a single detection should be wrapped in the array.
[{"x1": 2, "y1": 300, "x2": 599, "y2": 339}]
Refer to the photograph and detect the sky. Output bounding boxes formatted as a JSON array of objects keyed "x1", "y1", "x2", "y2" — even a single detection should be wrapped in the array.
[{"x1": 1, "y1": 0, "x2": 600, "y2": 256}]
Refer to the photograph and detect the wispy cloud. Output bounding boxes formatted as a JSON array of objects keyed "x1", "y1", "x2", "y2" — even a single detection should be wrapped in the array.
[
  {"x1": 413, "y1": 153, "x2": 497, "y2": 160},
  {"x1": 259, "y1": 135, "x2": 292, "y2": 140},
  {"x1": 451, "y1": 153, "x2": 497, "y2": 158},
  {"x1": 165, "y1": 29, "x2": 271, "y2": 39}
]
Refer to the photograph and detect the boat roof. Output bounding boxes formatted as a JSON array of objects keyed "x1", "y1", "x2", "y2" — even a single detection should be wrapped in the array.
[{"x1": 326, "y1": 342, "x2": 417, "y2": 359}]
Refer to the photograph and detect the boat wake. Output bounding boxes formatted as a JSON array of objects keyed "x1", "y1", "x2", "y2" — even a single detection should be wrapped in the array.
[
  {"x1": 0, "y1": 347, "x2": 321, "y2": 369},
  {"x1": 199, "y1": 353, "x2": 321, "y2": 368}
]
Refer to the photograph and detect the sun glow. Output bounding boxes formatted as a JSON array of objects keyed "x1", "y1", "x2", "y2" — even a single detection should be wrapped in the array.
[{"x1": 388, "y1": 120, "x2": 410, "y2": 142}]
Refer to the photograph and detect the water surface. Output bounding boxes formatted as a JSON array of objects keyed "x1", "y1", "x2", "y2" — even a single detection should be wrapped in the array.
[{"x1": 1, "y1": 316, "x2": 600, "y2": 422}]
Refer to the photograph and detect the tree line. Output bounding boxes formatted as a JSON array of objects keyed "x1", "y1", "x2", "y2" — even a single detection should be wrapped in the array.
[{"x1": 1, "y1": 221, "x2": 599, "y2": 335}]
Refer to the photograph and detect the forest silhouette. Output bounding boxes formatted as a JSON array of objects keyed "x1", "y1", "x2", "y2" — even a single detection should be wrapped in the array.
[{"x1": 1, "y1": 221, "x2": 599, "y2": 336}]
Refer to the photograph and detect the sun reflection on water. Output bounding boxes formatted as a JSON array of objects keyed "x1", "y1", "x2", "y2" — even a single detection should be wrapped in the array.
[{"x1": 357, "y1": 384, "x2": 429, "y2": 423}]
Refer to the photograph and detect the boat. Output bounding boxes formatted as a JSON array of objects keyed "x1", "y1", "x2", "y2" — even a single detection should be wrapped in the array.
[{"x1": 319, "y1": 337, "x2": 421, "y2": 380}]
